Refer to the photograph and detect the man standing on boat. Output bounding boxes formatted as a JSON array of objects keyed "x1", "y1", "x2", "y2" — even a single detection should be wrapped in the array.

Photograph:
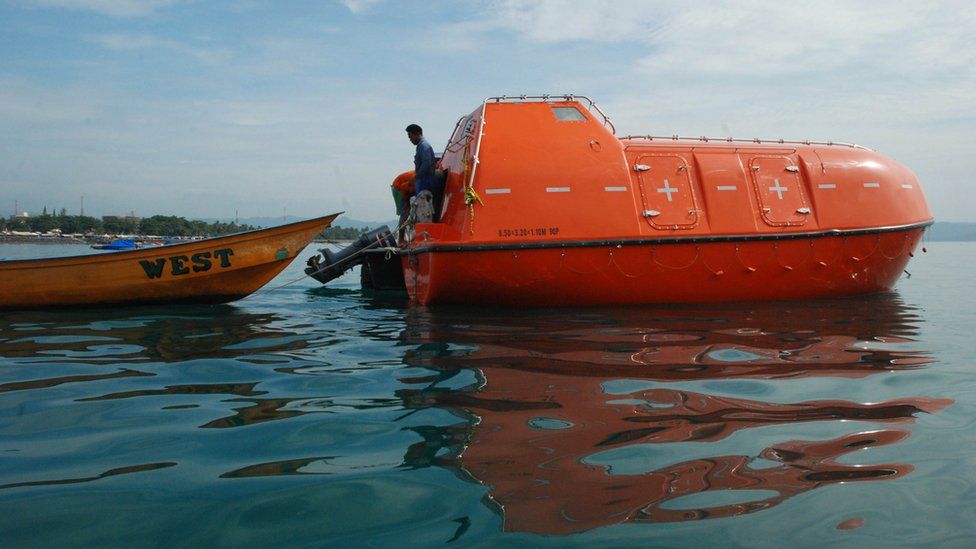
[{"x1": 406, "y1": 124, "x2": 438, "y2": 223}]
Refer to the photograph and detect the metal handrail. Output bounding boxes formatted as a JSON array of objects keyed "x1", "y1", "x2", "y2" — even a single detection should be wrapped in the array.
[
  {"x1": 484, "y1": 94, "x2": 616, "y2": 134},
  {"x1": 464, "y1": 100, "x2": 489, "y2": 195},
  {"x1": 620, "y1": 134, "x2": 871, "y2": 150},
  {"x1": 464, "y1": 94, "x2": 617, "y2": 195},
  {"x1": 443, "y1": 115, "x2": 469, "y2": 153}
]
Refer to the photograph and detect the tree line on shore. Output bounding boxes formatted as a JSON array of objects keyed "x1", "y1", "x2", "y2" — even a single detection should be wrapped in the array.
[
  {"x1": 3, "y1": 210, "x2": 373, "y2": 240},
  {"x1": 318, "y1": 226, "x2": 372, "y2": 240},
  {"x1": 2, "y1": 213, "x2": 256, "y2": 237}
]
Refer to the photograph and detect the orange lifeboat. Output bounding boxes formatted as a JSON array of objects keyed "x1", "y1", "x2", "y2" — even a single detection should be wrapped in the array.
[{"x1": 312, "y1": 95, "x2": 932, "y2": 306}]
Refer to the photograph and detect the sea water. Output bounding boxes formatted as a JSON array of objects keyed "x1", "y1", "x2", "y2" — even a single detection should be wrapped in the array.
[{"x1": 0, "y1": 241, "x2": 974, "y2": 547}]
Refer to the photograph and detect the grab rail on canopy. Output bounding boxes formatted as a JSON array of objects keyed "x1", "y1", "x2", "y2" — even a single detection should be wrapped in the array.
[
  {"x1": 443, "y1": 115, "x2": 471, "y2": 153},
  {"x1": 485, "y1": 94, "x2": 616, "y2": 135},
  {"x1": 464, "y1": 94, "x2": 616, "y2": 200},
  {"x1": 620, "y1": 134, "x2": 872, "y2": 150}
]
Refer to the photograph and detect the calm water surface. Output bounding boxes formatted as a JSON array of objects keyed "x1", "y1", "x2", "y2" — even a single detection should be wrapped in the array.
[{"x1": 1, "y1": 241, "x2": 974, "y2": 547}]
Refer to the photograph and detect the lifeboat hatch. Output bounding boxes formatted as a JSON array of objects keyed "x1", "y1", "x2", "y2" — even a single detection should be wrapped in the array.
[
  {"x1": 749, "y1": 156, "x2": 810, "y2": 227},
  {"x1": 633, "y1": 153, "x2": 700, "y2": 229}
]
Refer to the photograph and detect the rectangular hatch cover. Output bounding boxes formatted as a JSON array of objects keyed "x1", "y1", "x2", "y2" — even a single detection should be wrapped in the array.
[
  {"x1": 633, "y1": 153, "x2": 700, "y2": 229},
  {"x1": 749, "y1": 155, "x2": 810, "y2": 227}
]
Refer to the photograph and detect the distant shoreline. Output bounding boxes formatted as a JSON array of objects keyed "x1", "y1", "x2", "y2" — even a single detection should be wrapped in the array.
[{"x1": 0, "y1": 235, "x2": 87, "y2": 245}]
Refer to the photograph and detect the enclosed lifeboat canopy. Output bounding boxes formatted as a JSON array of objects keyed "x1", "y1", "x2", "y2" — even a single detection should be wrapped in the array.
[{"x1": 317, "y1": 95, "x2": 933, "y2": 306}]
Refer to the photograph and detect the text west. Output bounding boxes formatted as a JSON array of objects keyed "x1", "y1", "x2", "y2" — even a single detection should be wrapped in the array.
[{"x1": 139, "y1": 248, "x2": 234, "y2": 279}]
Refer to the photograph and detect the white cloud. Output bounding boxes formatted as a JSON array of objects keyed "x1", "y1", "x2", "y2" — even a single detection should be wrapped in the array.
[
  {"x1": 87, "y1": 33, "x2": 231, "y2": 64},
  {"x1": 484, "y1": 1, "x2": 976, "y2": 76},
  {"x1": 88, "y1": 33, "x2": 175, "y2": 49},
  {"x1": 29, "y1": 0, "x2": 182, "y2": 17},
  {"x1": 471, "y1": 1, "x2": 976, "y2": 126},
  {"x1": 240, "y1": 38, "x2": 333, "y2": 76},
  {"x1": 488, "y1": 0, "x2": 647, "y2": 43},
  {"x1": 338, "y1": 0, "x2": 381, "y2": 14},
  {"x1": 0, "y1": 78, "x2": 102, "y2": 123}
]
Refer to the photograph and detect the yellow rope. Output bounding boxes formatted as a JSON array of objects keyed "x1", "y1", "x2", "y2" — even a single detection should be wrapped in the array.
[
  {"x1": 460, "y1": 143, "x2": 484, "y2": 234},
  {"x1": 463, "y1": 185, "x2": 484, "y2": 235}
]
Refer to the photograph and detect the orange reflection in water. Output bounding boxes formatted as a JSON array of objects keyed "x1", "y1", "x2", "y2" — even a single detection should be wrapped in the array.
[
  {"x1": 397, "y1": 294, "x2": 951, "y2": 534},
  {"x1": 400, "y1": 368, "x2": 949, "y2": 534}
]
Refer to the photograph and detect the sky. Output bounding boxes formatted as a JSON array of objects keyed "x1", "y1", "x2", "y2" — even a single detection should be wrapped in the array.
[{"x1": 1, "y1": 0, "x2": 974, "y2": 222}]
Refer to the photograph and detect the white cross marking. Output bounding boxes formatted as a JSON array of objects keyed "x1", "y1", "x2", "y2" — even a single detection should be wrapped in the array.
[
  {"x1": 769, "y1": 179, "x2": 788, "y2": 200},
  {"x1": 657, "y1": 179, "x2": 678, "y2": 202}
]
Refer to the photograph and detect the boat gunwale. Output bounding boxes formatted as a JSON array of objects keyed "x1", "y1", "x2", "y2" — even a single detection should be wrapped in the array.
[
  {"x1": 402, "y1": 220, "x2": 933, "y2": 255},
  {"x1": 0, "y1": 213, "x2": 341, "y2": 270}
]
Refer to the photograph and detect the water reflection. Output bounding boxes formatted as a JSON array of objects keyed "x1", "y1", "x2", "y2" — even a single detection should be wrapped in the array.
[
  {"x1": 0, "y1": 305, "x2": 304, "y2": 364},
  {"x1": 404, "y1": 295, "x2": 929, "y2": 381},
  {"x1": 1, "y1": 303, "x2": 409, "y2": 430},
  {"x1": 395, "y1": 293, "x2": 950, "y2": 534},
  {"x1": 0, "y1": 462, "x2": 177, "y2": 491},
  {"x1": 220, "y1": 456, "x2": 337, "y2": 478},
  {"x1": 0, "y1": 307, "x2": 297, "y2": 432},
  {"x1": 0, "y1": 290, "x2": 953, "y2": 539},
  {"x1": 0, "y1": 368, "x2": 153, "y2": 393}
]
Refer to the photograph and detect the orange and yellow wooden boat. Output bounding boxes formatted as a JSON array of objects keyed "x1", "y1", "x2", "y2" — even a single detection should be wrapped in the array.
[
  {"x1": 309, "y1": 94, "x2": 931, "y2": 306},
  {"x1": 0, "y1": 214, "x2": 338, "y2": 309}
]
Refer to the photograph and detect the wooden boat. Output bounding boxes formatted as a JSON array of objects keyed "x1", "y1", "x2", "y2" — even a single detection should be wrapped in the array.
[
  {"x1": 308, "y1": 94, "x2": 933, "y2": 306},
  {"x1": 0, "y1": 214, "x2": 339, "y2": 309}
]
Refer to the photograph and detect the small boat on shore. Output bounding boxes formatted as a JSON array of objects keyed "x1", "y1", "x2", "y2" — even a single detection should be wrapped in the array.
[
  {"x1": 307, "y1": 94, "x2": 932, "y2": 306},
  {"x1": 0, "y1": 214, "x2": 338, "y2": 309},
  {"x1": 91, "y1": 239, "x2": 138, "y2": 250}
]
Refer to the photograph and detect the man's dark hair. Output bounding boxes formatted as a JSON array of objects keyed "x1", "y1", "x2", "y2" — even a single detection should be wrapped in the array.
[{"x1": 405, "y1": 124, "x2": 423, "y2": 134}]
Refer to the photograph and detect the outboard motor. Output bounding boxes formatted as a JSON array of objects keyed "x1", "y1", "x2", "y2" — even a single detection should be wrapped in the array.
[{"x1": 305, "y1": 226, "x2": 402, "y2": 289}]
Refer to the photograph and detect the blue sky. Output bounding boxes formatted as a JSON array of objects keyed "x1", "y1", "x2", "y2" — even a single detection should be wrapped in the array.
[{"x1": 2, "y1": 0, "x2": 974, "y2": 222}]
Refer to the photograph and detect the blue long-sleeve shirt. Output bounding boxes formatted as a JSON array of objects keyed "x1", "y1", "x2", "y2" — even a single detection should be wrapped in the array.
[{"x1": 414, "y1": 137, "x2": 437, "y2": 194}]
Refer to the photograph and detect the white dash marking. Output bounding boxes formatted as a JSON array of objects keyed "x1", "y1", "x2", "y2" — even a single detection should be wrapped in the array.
[
  {"x1": 484, "y1": 188, "x2": 510, "y2": 195},
  {"x1": 818, "y1": 184, "x2": 837, "y2": 189},
  {"x1": 546, "y1": 187, "x2": 570, "y2": 193},
  {"x1": 901, "y1": 184, "x2": 914, "y2": 189},
  {"x1": 604, "y1": 186, "x2": 628, "y2": 192},
  {"x1": 716, "y1": 185, "x2": 737, "y2": 191},
  {"x1": 863, "y1": 182, "x2": 881, "y2": 188}
]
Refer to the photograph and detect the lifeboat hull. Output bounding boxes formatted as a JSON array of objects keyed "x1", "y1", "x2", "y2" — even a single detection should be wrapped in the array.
[{"x1": 403, "y1": 226, "x2": 925, "y2": 306}]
